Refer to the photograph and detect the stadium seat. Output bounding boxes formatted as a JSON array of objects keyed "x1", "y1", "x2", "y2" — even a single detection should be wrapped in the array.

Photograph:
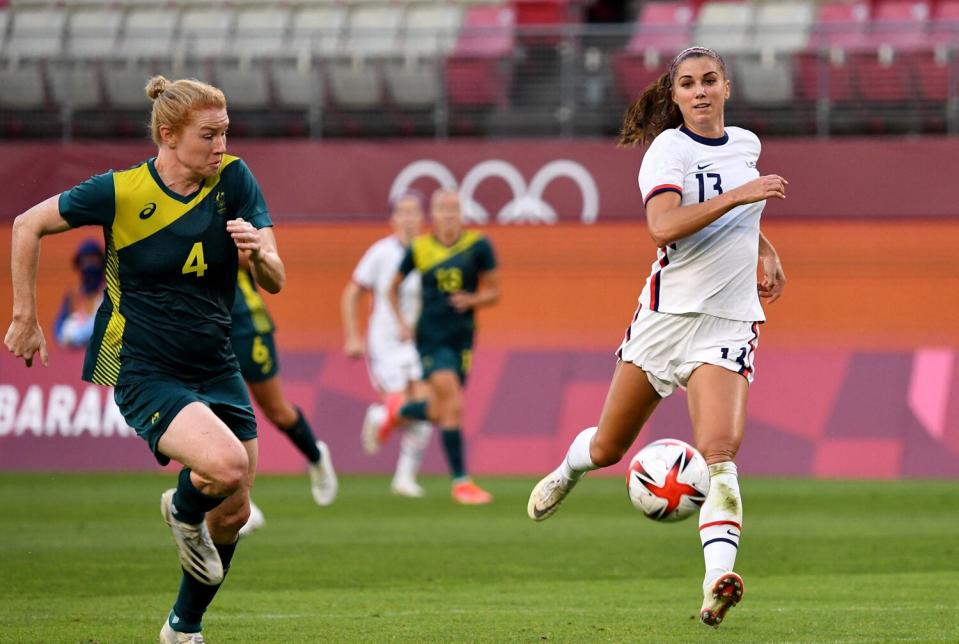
[
  {"x1": 116, "y1": 8, "x2": 179, "y2": 60},
  {"x1": 751, "y1": 1, "x2": 814, "y2": 55},
  {"x1": 289, "y1": 6, "x2": 348, "y2": 57},
  {"x1": 103, "y1": 60, "x2": 155, "y2": 109},
  {"x1": 445, "y1": 4, "x2": 516, "y2": 107},
  {"x1": 65, "y1": 8, "x2": 123, "y2": 60},
  {"x1": 7, "y1": 8, "x2": 67, "y2": 58},
  {"x1": 344, "y1": 5, "x2": 405, "y2": 57},
  {"x1": 734, "y1": 54, "x2": 795, "y2": 104},
  {"x1": 911, "y1": 49, "x2": 950, "y2": 101},
  {"x1": 48, "y1": 62, "x2": 102, "y2": 110},
  {"x1": 385, "y1": 58, "x2": 440, "y2": 107},
  {"x1": 624, "y1": 1, "x2": 694, "y2": 56},
  {"x1": 847, "y1": 49, "x2": 913, "y2": 101},
  {"x1": 402, "y1": 4, "x2": 463, "y2": 56},
  {"x1": 795, "y1": 50, "x2": 855, "y2": 102},
  {"x1": 867, "y1": 1, "x2": 930, "y2": 51},
  {"x1": 930, "y1": 0, "x2": 959, "y2": 47},
  {"x1": 232, "y1": 6, "x2": 291, "y2": 59},
  {"x1": 0, "y1": 60, "x2": 46, "y2": 108},
  {"x1": 328, "y1": 59, "x2": 383, "y2": 108},
  {"x1": 694, "y1": 1, "x2": 755, "y2": 54},
  {"x1": 179, "y1": 7, "x2": 236, "y2": 59},
  {"x1": 216, "y1": 60, "x2": 270, "y2": 109},
  {"x1": 273, "y1": 60, "x2": 322, "y2": 110},
  {"x1": 808, "y1": 2, "x2": 872, "y2": 52}
]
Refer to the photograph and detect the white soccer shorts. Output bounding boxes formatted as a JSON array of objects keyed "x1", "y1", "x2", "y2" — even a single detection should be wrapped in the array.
[
  {"x1": 367, "y1": 340, "x2": 423, "y2": 393},
  {"x1": 617, "y1": 306, "x2": 760, "y2": 398}
]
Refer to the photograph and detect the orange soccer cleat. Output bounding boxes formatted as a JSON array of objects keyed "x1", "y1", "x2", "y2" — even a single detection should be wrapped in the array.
[{"x1": 451, "y1": 480, "x2": 494, "y2": 505}]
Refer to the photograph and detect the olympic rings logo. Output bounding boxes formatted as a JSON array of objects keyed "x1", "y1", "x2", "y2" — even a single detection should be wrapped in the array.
[{"x1": 389, "y1": 159, "x2": 600, "y2": 225}]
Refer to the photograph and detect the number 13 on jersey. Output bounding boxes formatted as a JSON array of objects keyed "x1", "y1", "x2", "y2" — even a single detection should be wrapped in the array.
[{"x1": 181, "y1": 242, "x2": 208, "y2": 277}]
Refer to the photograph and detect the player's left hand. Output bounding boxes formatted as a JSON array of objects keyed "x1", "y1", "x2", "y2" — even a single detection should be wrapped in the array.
[
  {"x1": 758, "y1": 252, "x2": 786, "y2": 303},
  {"x1": 227, "y1": 219, "x2": 262, "y2": 257},
  {"x1": 449, "y1": 291, "x2": 474, "y2": 313}
]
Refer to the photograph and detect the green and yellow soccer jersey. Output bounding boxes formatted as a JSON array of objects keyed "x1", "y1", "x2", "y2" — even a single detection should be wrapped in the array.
[
  {"x1": 230, "y1": 268, "x2": 275, "y2": 340},
  {"x1": 398, "y1": 230, "x2": 497, "y2": 345},
  {"x1": 58, "y1": 155, "x2": 273, "y2": 385}
]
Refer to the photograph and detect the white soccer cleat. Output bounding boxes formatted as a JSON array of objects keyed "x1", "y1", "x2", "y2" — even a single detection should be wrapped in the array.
[
  {"x1": 700, "y1": 571, "x2": 745, "y2": 628},
  {"x1": 527, "y1": 468, "x2": 578, "y2": 521},
  {"x1": 361, "y1": 404, "x2": 388, "y2": 455},
  {"x1": 238, "y1": 499, "x2": 265, "y2": 537},
  {"x1": 390, "y1": 478, "x2": 425, "y2": 498},
  {"x1": 160, "y1": 489, "x2": 223, "y2": 586},
  {"x1": 310, "y1": 440, "x2": 338, "y2": 506},
  {"x1": 160, "y1": 619, "x2": 205, "y2": 643}
]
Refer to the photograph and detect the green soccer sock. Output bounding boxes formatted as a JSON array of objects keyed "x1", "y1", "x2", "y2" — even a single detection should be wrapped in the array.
[
  {"x1": 170, "y1": 540, "x2": 238, "y2": 633},
  {"x1": 172, "y1": 468, "x2": 226, "y2": 525},
  {"x1": 440, "y1": 427, "x2": 466, "y2": 480},
  {"x1": 399, "y1": 400, "x2": 429, "y2": 421},
  {"x1": 279, "y1": 407, "x2": 321, "y2": 464}
]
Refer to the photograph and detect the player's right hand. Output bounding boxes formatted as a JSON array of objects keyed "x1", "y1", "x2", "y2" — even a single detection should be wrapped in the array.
[
  {"x1": 344, "y1": 337, "x2": 365, "y2": 359},
  {"x1": 735, "y1": 175, "x2": 788, "y2": 205},
  {"x1": 4, "y1": 318, "x2": 49, "y2": 368}
]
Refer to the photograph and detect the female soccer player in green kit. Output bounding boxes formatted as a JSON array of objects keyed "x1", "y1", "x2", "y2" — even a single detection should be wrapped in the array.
[
  {"x1": 5, "y1": 76, "x2": 283, "y2": 643},
  {"x1": 366, "y1": 188, "x2": 500, "y2": 504}
]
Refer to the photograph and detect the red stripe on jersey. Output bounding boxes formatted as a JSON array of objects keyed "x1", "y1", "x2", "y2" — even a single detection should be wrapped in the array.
[
  {"x1": 699, "y1": 520, "x2": 742, "y2": 531},
  {"x1": 643, "y1": 184, "x2": 683, "y2": 206}
]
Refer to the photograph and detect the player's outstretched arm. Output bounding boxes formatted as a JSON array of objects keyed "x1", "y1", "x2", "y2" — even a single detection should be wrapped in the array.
[
  {"x1": 228, "y1": 219, "x2": 285, "y2": 293},
  {"x1": 5, "y1": 195, "x2": 72, "y2": 367},
  {"x1": 758, "y1": 230, "x2": 786, "y2": 304},
  {"x1": 341, "y1": 280, "x2": 366, "y2": 358},
  {"x1": 645, "y1": 175, "x2": 788, "y2": 246}
]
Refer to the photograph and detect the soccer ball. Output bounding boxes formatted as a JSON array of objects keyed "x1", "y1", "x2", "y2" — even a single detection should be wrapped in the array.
[{"x1": 626, "y1": 439, "x2": 710, "y2": 522}]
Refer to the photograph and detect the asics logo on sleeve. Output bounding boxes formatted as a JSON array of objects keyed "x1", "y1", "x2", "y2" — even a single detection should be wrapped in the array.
[
  {"x1": 697, "y1": 163, "x2": 713, "y2": 170},
  {"x1": 138, "y1": 202, "x2": 157, "y2": 220}
]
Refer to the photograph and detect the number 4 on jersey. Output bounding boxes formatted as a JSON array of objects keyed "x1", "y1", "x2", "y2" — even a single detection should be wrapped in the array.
[{"x1": 181, "y1": 242, "x2": 208, "y2": 277}]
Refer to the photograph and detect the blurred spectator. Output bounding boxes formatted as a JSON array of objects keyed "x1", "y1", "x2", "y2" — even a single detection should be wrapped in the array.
[{"x1": 53, "y1": 239, "x2": 104, "y2": 348}]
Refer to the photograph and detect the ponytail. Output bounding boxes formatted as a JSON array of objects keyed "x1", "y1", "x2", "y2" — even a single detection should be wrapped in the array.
[{"x1": 617, "y1": 73, "x2": 682, "y2": 148}]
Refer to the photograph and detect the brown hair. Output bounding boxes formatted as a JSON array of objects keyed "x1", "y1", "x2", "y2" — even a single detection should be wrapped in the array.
[
  {"x1": 144, "y1": 76, "x2": 227, "y2": 146},
  {"x1": 617, "y1": 47, "x2": 727, "y2": 148}
]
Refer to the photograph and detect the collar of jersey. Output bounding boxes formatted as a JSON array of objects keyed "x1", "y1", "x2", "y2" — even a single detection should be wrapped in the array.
[
  {"x1": 147, "y1": 157, "x2": 207, "y2": 204},
  {"x1": 680, "y1": 125, "x2": 729, "y2": 146}
]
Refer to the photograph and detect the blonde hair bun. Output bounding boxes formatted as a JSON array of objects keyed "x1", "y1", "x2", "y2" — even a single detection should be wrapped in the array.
[{"x1": 145, "y1": 76, "x2": 169, "y2": 101}]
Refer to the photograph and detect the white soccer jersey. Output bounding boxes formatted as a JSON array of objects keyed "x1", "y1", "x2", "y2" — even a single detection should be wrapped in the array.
[
  {"x1": 637, "y1": 125, "x2": 766, "y2": 322},
  {"x1": 352, "y1": 236, "x2": 421, "y2": 353}
]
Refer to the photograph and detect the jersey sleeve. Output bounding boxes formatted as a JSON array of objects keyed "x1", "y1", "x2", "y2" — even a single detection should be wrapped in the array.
[
  {"x1": 638, "y1": 131, "x2": 687, "y2": 206},
  {"x1": 398, "y1": 246, "x2": 415, "y2": 277},
  {"x1": 58, "y1": 172, "x2": 116, "y2": 228},
  {"x1": 352, "y1": 244, "x2": 380, "y2": 289},
  {"x1": 475, "y1": 237, "x2": 497, "y2": 272},
  {"x1": 225, "y1": 159, "x2": 272, "y2": 229}
]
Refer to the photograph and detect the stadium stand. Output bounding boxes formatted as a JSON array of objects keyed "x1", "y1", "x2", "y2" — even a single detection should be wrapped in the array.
[{"x1": 0, "y1": 0, "x2": 957, "y2": 137}]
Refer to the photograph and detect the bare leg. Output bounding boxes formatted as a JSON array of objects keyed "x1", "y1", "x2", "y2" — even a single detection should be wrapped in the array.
[{"x1": 590, "y1": 361, "x2": 664, "y2": 468}]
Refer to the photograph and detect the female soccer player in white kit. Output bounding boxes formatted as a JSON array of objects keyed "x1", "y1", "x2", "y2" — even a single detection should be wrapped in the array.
[
  {"x1": 527, "y1": 47, "x2": 787, "y2": 629},
  {"x1": 342, "y1": 191, "x2": 432, "y2": 497}
]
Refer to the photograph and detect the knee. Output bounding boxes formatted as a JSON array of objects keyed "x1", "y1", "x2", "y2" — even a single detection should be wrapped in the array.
[
  {"x1": 209, "y1": 501, "x2": 251, "y2": 535},
  {"x1": 205, "y1": 450, "x2": 249, "y2": 496},
  {"x1": 589, "y1": 434, "x2": 628, "y2": 468}
]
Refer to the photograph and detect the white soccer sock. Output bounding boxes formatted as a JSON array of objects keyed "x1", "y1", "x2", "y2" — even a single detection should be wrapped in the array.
[
  {"x1": 698, "y1": 461, "x2": 742, "y2": 582},
  {"x1": 559, "y1": 426, "x2": 599, "y2": 481},
  {"x1": 394, "y1": 422, "x2": 432, "y2": 484}
]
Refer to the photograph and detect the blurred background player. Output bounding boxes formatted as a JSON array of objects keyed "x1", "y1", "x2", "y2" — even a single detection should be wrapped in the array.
[
  {"x1": 232, "y1": 253, "x2": 338, "y2": 536},
  {"x1": 342, "y1": 190, "x2": 432, "y2": 497},
  {"x1": 52, "y1": 238, "x2": 105, "y2": 348},
  {"x1": 526, "y1": 47, "x2": 787, "y2": 629},
  {"x1": 366, "y1": 188, "x2": 500, "y2": 505}
]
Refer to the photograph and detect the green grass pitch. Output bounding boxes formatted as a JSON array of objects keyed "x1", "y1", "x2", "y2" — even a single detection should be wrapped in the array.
[{"x1": 1, "y1": 473, "x2": 957, "y2": 643}]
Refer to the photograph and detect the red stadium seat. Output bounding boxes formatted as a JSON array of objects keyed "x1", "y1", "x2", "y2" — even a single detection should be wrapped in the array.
[
  {"x1": 446, "y1": 5, "x2": 516, "y2": 107},
  {"x1": 847, "y1": 50, "x2": 912, "y2": 101},
  {"x1": 930, "y1": 0, "x2": 959, "y2": 46},
  {"x1": 866, "y1": 1, "x2": 930, "y2": 51},
  {"x1": 511, "y1": 0, "x2": 579, "y2": 26},
  {"x1": 614, "y1": 2, "x2": 694, "y2": 101},
  {"x1": 911, "y1": 50, "x2": 951, "y2": 100},
  {"x1": 794, "y1": 51, "x2": 856, "y2": 102},
  {"x1": 809, "y1": 2, "x2": 872, "y2": 51}
]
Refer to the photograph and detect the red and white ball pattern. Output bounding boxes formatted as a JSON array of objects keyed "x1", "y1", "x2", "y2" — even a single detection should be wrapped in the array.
[{"x1": 627, "y1": 439, "x2": 710, "y2": 522}]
